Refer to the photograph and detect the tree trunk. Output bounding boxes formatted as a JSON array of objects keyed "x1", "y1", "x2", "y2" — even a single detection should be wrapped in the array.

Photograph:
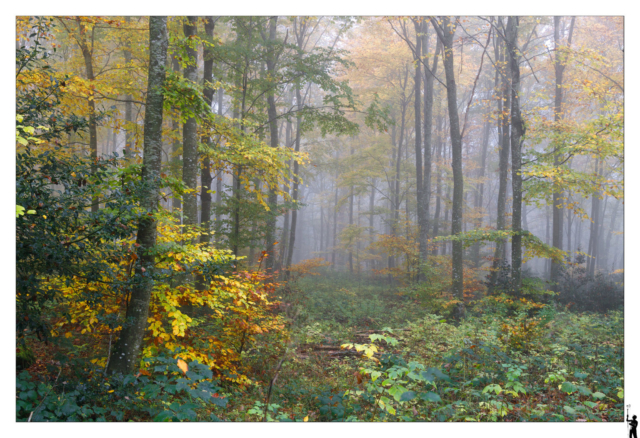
[
  {"x1": 108, "y1": 16, "x2": 168, "y2": 375},
  {"x1": 76, "y1": 18, "x2": 99, "y2": 213},
  {"x1": 472, "y1": 119, "x2": 490, "y2": 267},
  {"x1": 551, "y1": 16, "x2": 576, "y2": 288},
  {"x1": 412, "y1": 20, "x2": 426, "y2": 266},
  {"x1": 490, "y1": 18, "x2": 511, "y2": 290},
  {"x1": 182, "y1": 16, "x2": 199, "y2": 230},
  {"x1": 507, "y1": 16, "x2": 525, "y2": 294},
  {"x1": 264, "y1": 17, "x2": 280, "y2": 274},
  {"x1": 171, "y1": 56, "x2": 182, "y2": 218},
  {"x1": 196, "y1": 17, "x2": 216, "y2": 291},
  {"x1": 433, "y1": 16, "x2": 464, "y2": 319},
  {"x1": 432, "y1": 117, "x2": 443, "y2": 256},
  {"x1": 285, "y1": 83, "x2": 303, "y2": 277}
]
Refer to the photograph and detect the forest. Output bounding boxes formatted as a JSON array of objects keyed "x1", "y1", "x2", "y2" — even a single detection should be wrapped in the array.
[{"x1": 15, "y1": 16, "x2": 623, "y2": 423}]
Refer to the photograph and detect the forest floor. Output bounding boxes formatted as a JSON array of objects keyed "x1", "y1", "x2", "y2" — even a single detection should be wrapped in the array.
[
  {"x1": 17, "y1": 272, "x2": 624, "y2": 422},
  {"x1": 219, "y1": 272, "x2": 624, "y2": 422}
]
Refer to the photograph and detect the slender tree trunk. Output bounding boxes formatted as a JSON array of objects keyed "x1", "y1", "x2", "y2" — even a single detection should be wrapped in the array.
[
  {"x1": 587, "y1": 158, "x2": 603, "y2": 276},
  {"x1": 432, "y1": 117, "x2": 443, "y2": 256},
  {"x1": 434, "y1": 16, "x2": 464, "y2": 319},
  {"x1": 285, "y1": 83, "x2": 303, "y2": 277},
  {"x1": 507, "y1": 16, "x2": 525, "y2": 294},
  {"x1": 108, "y1": 16, "x2": 168, "y2": 375},
  {"x1": 264, "y1": 17, "x2": 281, "y2": 274},
  {"x1": 411, "y1": 20, "x2": 426, "y2": 266},
  {"x1": 171, "y1": 56, "x2": 182, "y2": 217},
  {"x1": 604, "y1": 199, "x2": 620, "y2": 269},
  {"x1": 182, "y1": 16, "x2": 199, "y2": 230},
  {"x1": 423, "y1": 25, "x2": 441, "y2": 261},
  {"x1": 196, "y1": 17, "x2": 216, "y2": 291},
  {"x1": 551, "y1": 16, "x2": 576, "y2": 287},
  {"x1": 472, "y1": 120, "x2": 490, "y2": 267},
  {"x1": 199, "y1": 16, "x2": 216, "y2": 245},
  {"x1": 214, "y1": 88, "x2": 223, "y2": 243},
  {"x1": 490, "y1": 20, "x2": 511, "y2": 290},
  {"x1": 331, "y1": 161, "x2": 339, "y2": 268},
  {"x1": 76, "y1": 18, "x2": 99, "y2": 213}
]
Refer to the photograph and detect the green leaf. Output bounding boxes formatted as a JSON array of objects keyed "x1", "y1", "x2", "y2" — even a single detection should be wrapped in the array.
[
  {"x1": 574, "y1": 372, "x2": 588, "y2": 379},
  {"x1": 560, "y1": 382, "x2": 578, "y2": 394},
  {"x1": 592, "y1": 392, "x2": 606, "y2": 400},
  {"x1": 563, "y1": 406, "x2": 576, "y2": 415},
  {"x1": 420, "y1": 392, "x2": 442, "y2": 402},
  {"x1": 399, "y1": 391, "x2": 416, "y2": 402}
]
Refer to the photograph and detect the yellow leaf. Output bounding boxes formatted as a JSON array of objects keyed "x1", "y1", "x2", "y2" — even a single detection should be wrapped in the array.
[
  {"x1": 303, "y1": 416, "x2": 309, "y2": 422},
  {"x1": 65, "y1": 332, "x2": 73, "y2": 338},
  {"x1": 177, "y1": 358, "x2": 188, "y2": 375}
]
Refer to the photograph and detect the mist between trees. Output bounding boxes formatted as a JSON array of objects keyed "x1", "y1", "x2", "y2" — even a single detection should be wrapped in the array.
[{"x1": 16, "y1": 16, "x2": 623, "y2": 422}]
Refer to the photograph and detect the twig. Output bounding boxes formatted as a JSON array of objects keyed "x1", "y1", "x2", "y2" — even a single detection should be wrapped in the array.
[
  {"x1": 262, "y1": 307, "x2": 300, "y2": 422},
  {"x1": 28, "y1": 367, "x2": 62, "y2": 422}
]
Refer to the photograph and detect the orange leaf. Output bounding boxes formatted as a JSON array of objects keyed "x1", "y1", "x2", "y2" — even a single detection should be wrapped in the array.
[{"x1": 177, "y1": 358, "x2": 188, "y2": 375}]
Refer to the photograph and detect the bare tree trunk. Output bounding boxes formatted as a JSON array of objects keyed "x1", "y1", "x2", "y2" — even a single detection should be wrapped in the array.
[
  {"x1": 490, "y1": 19, "x2": 511, "y2": 290},
  {"x1": 507, "y1": 16, "x2": 525, "y2": 294},
  {"x1": 182, "y1": 16, "x2": 199, "y2": 230},
  {"x1": 331, "y1": 160, "x2": 339, "y2": 268},
  {"x1": 411, "y1": 19, "x2": 426, "y2": 266},
  {"x1": 284, "y1": 82, "x2": 302, "y2": 277},
  {"x1": 433, "y1": 16, "x2": 464, "y2": 319},
  {"x1": 551, "y1": 16, "x2": 576, "y2": 288},
  {"x1": 214, "y1": 88, "x2": 223, "y2": 243},
  {"x1": 196, "y1": 16, "x2": 216, "y2": 291},
  {"x1": 199, "y1": 16, "x2": 216, "y2": 245},
  {"x1": 472, "y1": 119, "x2": 490, "y2": 267},
  {"x1": 75, "y1": 18, "x2": 99, "y2": 213},
  {"x1": 108, "y1": 16, "x2": 168, "y2": 375},
  {"x1": 264, "y1": 17, "x2": 281, "y2": 274},
  {"x1": 171, "y1": 55, "x2": 182, "y2": 218},
  {"x1": 349, "y1": 147, "x2": 355, "y2": 273},
  {"x1": 432, "y1": 117, "x2": 443, "y2": 256},
  {"x1": 423, "y1": 25, "x2": 441, "y2": 262}
]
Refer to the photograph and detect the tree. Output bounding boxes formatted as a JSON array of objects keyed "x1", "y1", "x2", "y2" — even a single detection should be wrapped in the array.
[
  {"x1": 182, "y1": 17, "x2": 199, "y2": 230},
  {"x1": 550, "y1": 16, "x2": 576, "y2": 288},
  {"x1": 507, "y1": 16, "x2": 525, "y2": 293},
  {"x1": 432, "y1": 16, "x2": 464, "y2": 319},
  {"x1": 108, "y1": 16, "x2": 168, "y2": 375}
]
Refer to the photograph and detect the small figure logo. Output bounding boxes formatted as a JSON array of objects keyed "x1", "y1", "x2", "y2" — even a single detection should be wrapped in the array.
[{"x1": 628, "y1": 405, "x2": 638, "y2": 438}]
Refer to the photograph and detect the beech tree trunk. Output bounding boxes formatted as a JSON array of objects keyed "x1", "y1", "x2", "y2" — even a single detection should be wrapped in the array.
[
  {"x1": 490, "y1": 18, "x2": 511, "y2": 290},
  {"x1": 507, "y1": 16, "x2": 525, "y2": 294},
  {"x1": 75, "y1": 18, "x2": 99, "y2": 213},
  {"x1": 433, "y1": 16, "x2": 464, "y2": 319},
  {"x1": 108, "y1": 16, "x2": 168, "y2": 375},
  {"x1": 551, "y1": 16, "x2": 576, "y2": 288},
  {"x1": 182, "y1": 16, "x2": 199, "y2": 230},
  {"x1": 264, "y1": 17, "x2": 281, "y2": 274}
]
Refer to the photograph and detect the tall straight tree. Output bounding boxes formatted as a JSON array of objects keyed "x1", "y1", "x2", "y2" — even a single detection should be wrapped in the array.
[
  {"x1": 432, "y1": 16, "x2": 465, "y2": 319},
  {"x1": 506, "y1": 16, "x2": 525, "y2": 293},
  {"x1": 490, "y1": 16, "x2": 511, "y2": 289},
  {"x1": 262, "y1": 16, "x2": 284, "y2": 274},
  {"x1": 182, "y1": 16, "x2": 199, "y2": 229},
  {"x1": 422, "y1": 21, "x2": 441, "y2": 261},
  {"x1": 550, "y1": 16, "x2": 576, "y2": 288},
  {"x1": 199, "y1": 16, "x2": 216, "y2": 246},
  {"x1": 108, "y1": 16, "x2": 168, "y2": 374},
  {"x1": 284, "y1": 17, "x2": 310, "y2": 277},
  {"x1": 196, "y1": 17, "x2": 217, "y2": 291}
]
